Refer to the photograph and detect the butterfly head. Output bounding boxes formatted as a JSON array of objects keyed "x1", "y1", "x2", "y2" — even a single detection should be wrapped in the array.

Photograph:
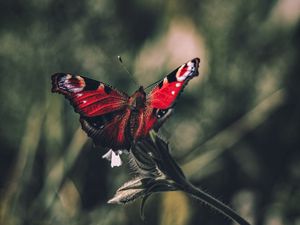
[
  {"x1": 137, "y1": 86, "x2": 145, "y2": 93},
  {"x1": 129, "y1": 86, "x2": 146, "y2": 111}
]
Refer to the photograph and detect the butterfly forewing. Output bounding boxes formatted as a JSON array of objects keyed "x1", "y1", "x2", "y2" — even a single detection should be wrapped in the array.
[
  {"x1": 51, "y1": 73, "x2": 129, "y2": 117},
  {"x1": 147, "y1": 58, "x2": 200, "y2": 109}
]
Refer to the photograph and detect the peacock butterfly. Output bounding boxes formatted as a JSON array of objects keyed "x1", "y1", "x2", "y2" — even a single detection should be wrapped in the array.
[{"x1": 51, "y1": 58, "x2": 200, "y2": 165}]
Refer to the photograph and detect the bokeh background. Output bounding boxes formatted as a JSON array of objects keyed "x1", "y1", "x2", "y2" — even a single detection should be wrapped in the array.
[{"x1": 0, "y1": 0, "x2": 300, "y2": 225}]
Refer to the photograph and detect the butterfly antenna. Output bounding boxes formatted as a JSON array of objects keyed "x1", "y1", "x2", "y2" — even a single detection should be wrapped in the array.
[{"x1": 117, "y1": 56, "x2": 139, "y2": 86}]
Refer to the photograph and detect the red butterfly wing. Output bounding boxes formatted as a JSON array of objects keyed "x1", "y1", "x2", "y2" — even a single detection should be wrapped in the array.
[
  {"x1": 51, "y1": 73, "x2": 129, "y2": 117},
  {"x1": 142, "y1": 58, "x2": 200, "y2": 134},
  {"x1": 52, "y1": 73, "x2": 132, "y2": 150},
  {"x1": 80, "y1": 108, "x2": 132, "y2": 150},
  {"x1": 147, "y1": 58, "x2": 200, "y2": 109}
]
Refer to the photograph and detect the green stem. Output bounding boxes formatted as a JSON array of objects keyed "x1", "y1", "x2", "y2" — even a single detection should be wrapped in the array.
[{"x1": 182, "y1": 182, "x2": 251, "y2": 225}]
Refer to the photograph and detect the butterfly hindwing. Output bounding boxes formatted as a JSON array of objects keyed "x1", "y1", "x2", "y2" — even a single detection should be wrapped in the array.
[
  {"x1": 51, "y1": 73, "x2": 129, "y2": 117},
  {"x1": 80, "y1": 109, "x2": 132, "y2": 149}
]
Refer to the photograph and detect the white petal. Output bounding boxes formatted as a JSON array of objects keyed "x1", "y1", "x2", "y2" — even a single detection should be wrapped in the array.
[{"x1": 111, "y1": 151, "x2": 122, "y2": 167}]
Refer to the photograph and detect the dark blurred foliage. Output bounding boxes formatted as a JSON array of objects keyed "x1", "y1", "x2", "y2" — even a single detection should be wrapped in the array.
[{"x1": 0, "y1": 0, "x2": 299, "y2": 225}]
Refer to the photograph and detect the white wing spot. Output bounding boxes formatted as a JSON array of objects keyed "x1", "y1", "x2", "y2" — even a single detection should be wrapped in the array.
[
  {"x1": 176, "y1": 83, "x2": 181, "y2": 87},
  {"x1": 171, "y1": 91, "x2": 175, "y2": 95},
  {"x1": 82, "y1": 100, "x2": 87, "y2": 104},
  {"x1": 77, "y1": 93, "x2": 83, "y2": 97}
]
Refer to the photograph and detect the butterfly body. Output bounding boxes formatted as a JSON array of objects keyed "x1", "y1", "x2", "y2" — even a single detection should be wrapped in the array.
[{"x1": 52, "y1": 58, "x2": 200, "y2": 151}]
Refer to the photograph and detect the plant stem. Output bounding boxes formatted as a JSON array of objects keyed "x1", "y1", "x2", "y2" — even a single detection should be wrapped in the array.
[{"x1": 182, "y1": 182, "x2": 251, "y2": 225}]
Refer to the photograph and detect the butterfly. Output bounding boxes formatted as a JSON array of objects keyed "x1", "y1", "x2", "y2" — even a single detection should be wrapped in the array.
[{"x1": 51, "y1": 58, "x2": 200, "y2": 154}]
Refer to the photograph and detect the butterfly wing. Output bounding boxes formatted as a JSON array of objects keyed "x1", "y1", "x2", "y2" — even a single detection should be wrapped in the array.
[
  {"x1": 51, "y1": 73, "x2": 129, "y2": 117},
  {"x1": 80, "y1": 108, "x2": 132, "y2": 150},
  {"x1": 143, "y1": 58, "x2": 200, "y2": 134},
  {"x1": 147, "y1": 58, "x2": 200, "y2": 109},
  {"x1": 52, "y1": 73, "x2": 131, "y2": 149}
]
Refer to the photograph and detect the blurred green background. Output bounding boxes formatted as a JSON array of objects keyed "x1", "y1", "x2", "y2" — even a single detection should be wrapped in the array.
[{"x1": 0, "y1": 0, "x2": 299, "y2": 225}]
